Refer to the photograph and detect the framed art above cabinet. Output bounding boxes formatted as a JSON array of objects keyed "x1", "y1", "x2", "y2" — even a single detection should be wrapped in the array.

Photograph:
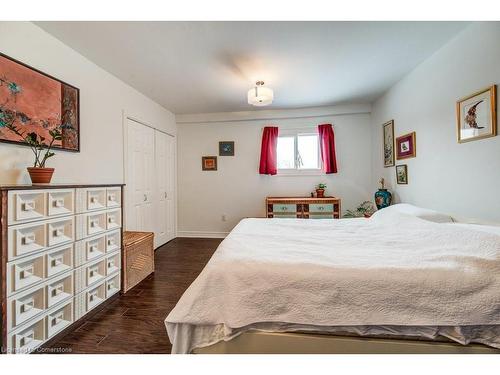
[{"x1": 0, "y1": 52, "x2": 80, "y2": 152}]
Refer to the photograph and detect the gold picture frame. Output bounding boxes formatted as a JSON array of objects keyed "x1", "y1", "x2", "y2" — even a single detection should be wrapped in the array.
[
  {"x1": 382, "y1": 120, "x2": 395, "y2": 167},
  {"x1": 396, "y1": 165, "x2": 408, "y2": 185},
  {"x1": 456, "y1": 85, "x2": 497, "y2": 143},
  {"x1": 396, "y1": 132, "x2": 416, "y2": 160}
]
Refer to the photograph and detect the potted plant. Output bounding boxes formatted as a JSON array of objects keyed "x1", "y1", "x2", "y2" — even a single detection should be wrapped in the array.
[
  {"x1": 343, "y1": 201, "x2": 375, "y2": 218},
  {"x1": 4, "y1": 122, "x2": 62, "y2": 184},
  {"x1": 316, "y1": 183, "x2": 327, "y2": 198}
]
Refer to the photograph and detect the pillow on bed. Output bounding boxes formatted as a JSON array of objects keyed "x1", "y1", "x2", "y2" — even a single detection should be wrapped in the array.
[{"x1": 371, "y1": 203, "x2": 454, "y2": 223}]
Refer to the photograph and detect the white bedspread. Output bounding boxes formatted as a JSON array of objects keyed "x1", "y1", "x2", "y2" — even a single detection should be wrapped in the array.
[{"x1": 165, "y1": 212, "x2": 500, "y2": 353}]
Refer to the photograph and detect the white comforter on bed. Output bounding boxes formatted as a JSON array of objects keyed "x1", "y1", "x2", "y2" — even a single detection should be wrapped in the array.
[{"x1": 165, "y1": 211, "x2": 500, "y2": 353}]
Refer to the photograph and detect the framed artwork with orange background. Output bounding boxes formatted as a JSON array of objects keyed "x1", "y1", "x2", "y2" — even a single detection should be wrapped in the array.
[
  {"x1": 0, "y1": 52, "x2": 80, "y2": 152},
  {"x1": 202, "y1": 156, "x2": 217, "y2": 171}
]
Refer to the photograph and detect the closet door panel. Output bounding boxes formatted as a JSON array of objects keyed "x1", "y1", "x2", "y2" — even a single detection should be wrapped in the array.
[
  {"x1": 155, "y1": 131, "x2": 169, "y2": 247},
  {"x1": 166, "y1": 136, "x2": 176, "y2": 242}
]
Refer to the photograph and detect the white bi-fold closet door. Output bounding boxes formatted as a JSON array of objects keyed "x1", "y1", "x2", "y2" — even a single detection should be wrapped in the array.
[{"x1": 125, "y1": 118, "x2": 176, "y2": 248}]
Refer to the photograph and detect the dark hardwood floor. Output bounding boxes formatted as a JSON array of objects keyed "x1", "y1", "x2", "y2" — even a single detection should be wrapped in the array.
[{"x1": 45, "y1": 238, "x2": 221, "y2": 354}]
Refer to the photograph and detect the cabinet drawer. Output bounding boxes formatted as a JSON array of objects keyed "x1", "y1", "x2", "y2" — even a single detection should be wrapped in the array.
[
  {"x1": 46, "y1": 300, "x2": 73, "y2": 338},
  {"x1": 47, "y1": 272, "x2": 73, "y2": 308},
  {"x1": 86, "y1": 280, "x2": 106, "y2": 311},
  {"x1": 106, "y1": 251, "x2": 120, "y2": 276},
  {"x1": 74, "y1": 258, "x2": 107, "y2": 294},
  {"x1": 76, "y1": 211, "x2": 107, "y2": 239},
  {"x1": 47, "y1": 217, "x2": 74, "y2": 248},
  {"x1": 309, "y1": 204, "x2": 334, "y2": 213},
  {"x1": 7, "y1": 254, "x2": 45, "y2": 295},
  {"x1": 272, "y1": 204, "x2": 297, "y2": 213},
  {"x1": 8, "y1": 191, "x2": 46, "y2": 225},
  {"x1": 8, "y1": 284, "x2": 45, "y2": 330},
  {"x1": 309, "y1": 213, "x2": 334, "y2": 219},
  {"x1": 106, "y1": 273, "x2": 120, "y2": 298},
  {"x1": 76, "y1": 188, "x2": 107, "y2": 212},
  {"x1": 106, "y1": 188, "x2": 121, "y2": 208},
  {"x1": 46, "y1": 244, "x2": 73, "y2": 278},
  {"x1": 8, "y1": 221, "x2": 47, "y2": 260},
  {"x1": 106, "y1": 209, "x2": 121, "y2": 230},
  {"x1": 74, "y1": 234, "x2": 106, "y2": 267},
  {"x1": 106, "y1": 230, "x2": 121, "y2": 253},
  {"x1": 7, "y1": 252, "x2": 45, "y2": 296},
  {"x1": 8, "y1": 316, "x2": 45, "y2": 353},
  {"x1": 47, "y1": 189, "x2": 74, "y2": 217}
]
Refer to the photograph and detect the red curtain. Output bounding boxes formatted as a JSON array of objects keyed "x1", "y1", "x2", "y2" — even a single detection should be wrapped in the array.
[
  {"x1": 318, "y1": 124, "x2": 338, "y2": 174},
  {"x1": 259, "y1": 126, "x2": 279, "y2": 175}
]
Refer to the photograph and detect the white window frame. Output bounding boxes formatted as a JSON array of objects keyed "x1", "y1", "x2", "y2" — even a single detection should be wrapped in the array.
[{"x1": 277, "y1": 128, "x2": 323, "y2": 176}]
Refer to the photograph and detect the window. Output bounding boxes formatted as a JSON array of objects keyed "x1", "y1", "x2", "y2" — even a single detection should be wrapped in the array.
[{"x1": 277, "y1": 129, "x2": 321, "y2": 174}]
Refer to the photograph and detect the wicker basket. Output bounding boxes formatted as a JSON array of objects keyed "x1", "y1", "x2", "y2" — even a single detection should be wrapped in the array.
[{"x1": 122, "y1": 231, "x2": 155, "y2": 293}]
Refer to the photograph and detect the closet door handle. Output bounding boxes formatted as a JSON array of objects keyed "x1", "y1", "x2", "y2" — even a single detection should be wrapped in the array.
[
  {"x1": 164, "y1": 192, "x2": 167, "y2": 199},
  {"x1": 143, "y1": 194, "x2": 147, "y2": 202}
]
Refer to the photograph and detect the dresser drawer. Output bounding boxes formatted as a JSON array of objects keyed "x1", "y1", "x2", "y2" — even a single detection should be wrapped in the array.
[
  {"x1": 309, "y1": 213, "x2": 334, "y2": 219},
  {"x1": 47, "y1": 217, "x2": 74, "y2": 248},
  {"x1": 8, "y1": 315, "x2": 46, "y2": 353},
  {"x1": 76, "y1": 211, "x2": 107, "y2": 239},
  {"x1": 8, "y1": 191, "x2": 46, "y2": 225},
  {"x1": 106, "y1": 251, "x2": 120, "y2": 276},
  {"x1": 106, "y1": 230, "x2": 121, "y2": 253},
  {"x1": 106, "y1": 273, "x2": 120, "y2": 298},
  {"x1": 106, "y1": 209, "x2": 121, "y2": 230},
  {"x1": 47, "y1": 189, "x2": 74, "y2": 217},
  {"x1": 46, "y1": 300, "x2": 73, "y2": 338},
  {"x1": 46, "y1": 244, "x2": 74, "y2": 278},
  {"x1": 8, "y1": 284, "x2": 45, "y2": 330},
  {"x1": 309, "y1": 204, "x2": 334, "y2": 213},
  {"x1": 106, "y1": 187, "x2": 121, "y2": 208},
  {"x1": 76, "y1": 188, "x2": 107, "y2": 213},
  {"x1": 74, "y1": 258, "x2": 107, "y2": 294},
  {"x1": 7, "y1": 252, "x2": 45, "y2": 296},
  {"x1": 272, "y1": 204, "x2": 297, "y2": 214},
  {"x1": 8, "y1": 221, "x2": 47, "y2": 260},
  {"x1": 86, "y1": 280, "x2": 106, "y2": 311},
  {"x1": 74, "y1": 234, "x2": 106, "y2": 267},
  {"x1": 46, "y1": 271, "x2": 73, "y2": 308}
]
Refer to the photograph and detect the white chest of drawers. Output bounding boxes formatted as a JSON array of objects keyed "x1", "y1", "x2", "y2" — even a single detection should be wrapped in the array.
[{"x1": 0, "y1": 184, "x2": 124, "y2": 354}]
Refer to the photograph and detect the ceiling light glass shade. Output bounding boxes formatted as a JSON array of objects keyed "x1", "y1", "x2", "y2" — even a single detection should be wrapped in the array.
[{"x1": 247, "y1": 85, "x2": 274, "y2": 106}]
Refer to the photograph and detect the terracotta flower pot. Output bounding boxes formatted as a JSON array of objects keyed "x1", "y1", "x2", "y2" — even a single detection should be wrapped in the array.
[
  {"x1": 316, "y1": 188, "x2": 325, "y2": 198},
  {"x1": 27, "y1": 167, "x2": 55, "y2": 184}
]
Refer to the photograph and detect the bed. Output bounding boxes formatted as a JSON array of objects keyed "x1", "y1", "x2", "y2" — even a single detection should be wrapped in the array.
[{"x1": 165, "y1": 204, "x2": 500, "y2": 354}]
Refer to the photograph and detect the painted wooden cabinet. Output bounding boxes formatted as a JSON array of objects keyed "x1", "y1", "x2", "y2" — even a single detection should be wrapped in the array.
[
  {"x1": 266, "y1": 197, "x2": 341, "y2": 219},
  {"x1": 0, "y1": 184, "x2": 123, "y2": 354}
]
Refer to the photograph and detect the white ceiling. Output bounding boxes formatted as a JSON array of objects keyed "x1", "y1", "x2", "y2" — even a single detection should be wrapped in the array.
[{"x1": 36, "y1": 21, "x2": 469, "y2": 115}]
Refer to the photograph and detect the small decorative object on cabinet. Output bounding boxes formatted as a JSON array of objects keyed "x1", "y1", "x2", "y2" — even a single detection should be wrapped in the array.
[
  {"x1": 266, "y1": 196, "x2": 341, "y2": 219},
  {"x1": 202, "y1": 156, "x2": 217, "y2": 171},
  {"x1": 456, "y1": 85, "x2": 497, "y2": 143},
  {"x1": 315, "y1": 183, "x2": 327, "y2": 198},
  {"x1": 374, "y1": 178, "x2": 392, "y2": 209},
  {"x1": 2, "y1": 122, "x2": 63, "y2": 183},
  {"x1": 219, "y1": 141, "x2": 235, "y2": 156},
  {"x1": 0, "y1": 184, "x2": 123, "y2": 354},
  {"x1": 396, "y1": 165, "x2": 408, "y2": 184},
  {"x1": 396, "y1": 132, "x2": 416, "y2": 160},
  {"x1": 122, "y1": 231, "x2": 155, "y2": 293}
]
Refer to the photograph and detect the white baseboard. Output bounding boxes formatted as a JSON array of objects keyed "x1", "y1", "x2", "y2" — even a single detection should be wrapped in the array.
[{"x1": 177, "y1": 231, "x2": 229, "y2": 239}]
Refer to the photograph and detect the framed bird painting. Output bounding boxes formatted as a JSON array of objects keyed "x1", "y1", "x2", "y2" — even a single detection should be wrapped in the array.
[{"x1": 456, "y1": 85, "x2": 497, "y2": 143}]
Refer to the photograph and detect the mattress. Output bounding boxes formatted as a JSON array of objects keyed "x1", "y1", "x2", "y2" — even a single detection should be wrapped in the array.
[{"x1": 166, "y1": 208, "x2": 500, "y2": 353}]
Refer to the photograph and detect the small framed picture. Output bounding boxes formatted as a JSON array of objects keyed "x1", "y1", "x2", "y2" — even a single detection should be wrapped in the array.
[
  {"x1": 456, "y1": 85, "x2": 497, "y2": 143},
  {"x1": 219, "y1": 141, "x2": 235, "y2": 156},
  {"x1": 202, "y1": 156, "x2": 217, "y2": 171},
  {"x1": 396, "y1": 132, "x2": 416, "y2": 160},
  {"x1": 382, "y1": 120, "x2": 395, "y2": 167},
  {"x1": 396, "y1": 165, "x2": 408, "y2": 184}
]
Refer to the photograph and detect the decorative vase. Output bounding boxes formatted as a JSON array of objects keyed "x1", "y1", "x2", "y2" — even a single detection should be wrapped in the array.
[
  {"x1": 27, "y1": 167, "x2": 55, "y2": 184},
  {"x1": 374, "y1": 188, "x2": 392, "y2": 210},
  {"x1": 316, "y1": 188, "x2": 325, "y2": 198}
]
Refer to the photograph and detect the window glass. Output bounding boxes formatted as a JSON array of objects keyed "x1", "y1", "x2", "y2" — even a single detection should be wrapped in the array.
[
  {"x1": 277, "y1": 136, "x2": 295, "y2": 169},
  {"x1": 297, "y1": 134, "x2": 319, "y2": 169}
]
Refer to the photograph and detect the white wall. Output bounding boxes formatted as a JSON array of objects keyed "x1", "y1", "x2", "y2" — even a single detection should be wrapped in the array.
[
  {"x1": 0, "y1": 22, "x2": 176, "y2": 184},
  {"x1": 371, "y1": 22, "x2": 500, "y2": 222},
  {"x1": 177, "y1": 105, "x2": 373, "y2": 237}
]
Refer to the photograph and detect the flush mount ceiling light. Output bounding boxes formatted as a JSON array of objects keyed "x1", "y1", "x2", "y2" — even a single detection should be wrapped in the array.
[{"x1": 247, "y1": 81, "x2": 274, "y2": 107}]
